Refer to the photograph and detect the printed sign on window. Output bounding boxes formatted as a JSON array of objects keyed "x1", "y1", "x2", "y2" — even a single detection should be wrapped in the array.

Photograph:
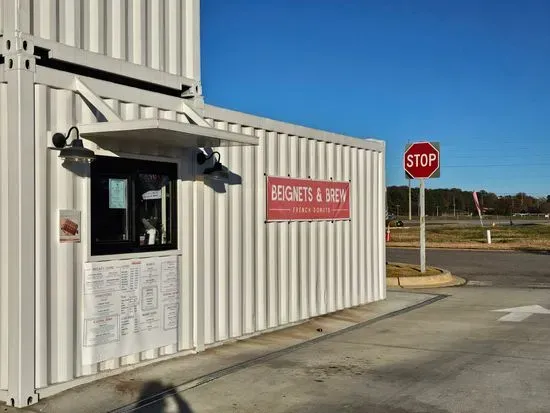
[
  {"x1": 142, "y1": 190, "x2": 162, "y2": 200},
  {"x1": 266, "y1": 176, "x2": 351, "y2": 222},
  {"x1": 59, "y1": 209, "x2": 81, "y2": 243},
  {"x1": 109, "y1": 178, "x2": 127, "y2": 209}
]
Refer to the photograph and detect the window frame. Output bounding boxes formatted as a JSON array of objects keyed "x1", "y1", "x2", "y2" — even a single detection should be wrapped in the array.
[{"x1": 90, "y1": 155, "x2": 178, "y2": 256}]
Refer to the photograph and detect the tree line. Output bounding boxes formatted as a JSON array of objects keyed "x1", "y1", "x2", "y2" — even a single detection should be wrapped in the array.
[{"x1": 387, "y1": 186, "x2": 550, "y2": 217}]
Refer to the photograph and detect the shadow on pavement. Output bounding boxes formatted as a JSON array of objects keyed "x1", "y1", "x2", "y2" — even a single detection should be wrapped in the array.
[
  {"x1": 516, "y1": 249, "x2": 550, "y2": 255},
  {"x1": 133, "y1": 381, "x2": 194, "y2": 413}
]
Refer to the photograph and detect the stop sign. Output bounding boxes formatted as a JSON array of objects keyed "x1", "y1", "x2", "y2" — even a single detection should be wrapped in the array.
[{"x1": 404, "y1": 142, "x2": 440, "y2": 179}]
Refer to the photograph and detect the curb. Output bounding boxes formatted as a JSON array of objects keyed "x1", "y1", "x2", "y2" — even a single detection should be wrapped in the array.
[{"x1": 387, "y1": 267, "x2": 466, "y2": 289}]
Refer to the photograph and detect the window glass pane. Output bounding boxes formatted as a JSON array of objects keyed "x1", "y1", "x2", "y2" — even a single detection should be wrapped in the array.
[
  {"x1": 136, "y1": 174, "x2": 173, "y2": 246},
  {"x1": 94, "y1": 176, "x2": 131, "y2": 242},
  {"x1": 90, "y1": 155, "x2": 177, "y2": 255}
]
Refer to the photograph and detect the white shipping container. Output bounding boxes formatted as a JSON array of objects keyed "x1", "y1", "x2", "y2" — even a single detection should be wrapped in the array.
[
  {"x1": 0, "y1": 0, "x2": 386, "y2": 407},
  {"x1": 3, "y1": 0, "x2": 202, "y2": 97}
]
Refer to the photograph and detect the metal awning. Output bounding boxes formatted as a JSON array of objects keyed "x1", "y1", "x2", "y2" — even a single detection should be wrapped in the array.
[{"x1": 78, "y1": 118, "x2": 259, "y2": 148}]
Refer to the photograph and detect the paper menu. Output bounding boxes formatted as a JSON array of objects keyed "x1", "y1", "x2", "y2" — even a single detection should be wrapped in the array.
[{"x1": 82, "y1": 256, "x2": 179, "y2": 365}]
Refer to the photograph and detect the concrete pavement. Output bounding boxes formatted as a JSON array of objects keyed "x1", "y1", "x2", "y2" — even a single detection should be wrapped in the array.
[
  {"x1": 15, "y1": 245, "x2": 550, "y2": 412},
  {"x1": 179, "y1": 287, "x2": 550, "y2": 413},
  {"x1": 19, "y1": 291, "x2": 436, "y2": 413},
  {"x1": 387, "y1": 267, "x2": 465, "y2": 288},
  {"x1": 19, "y1": 285, "x2": 550, "y2": 413}
]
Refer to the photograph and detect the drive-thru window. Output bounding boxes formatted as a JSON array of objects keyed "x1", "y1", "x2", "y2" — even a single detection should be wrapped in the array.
[{"x1": 90, "y1": 156, "x2": 178, "y2": 255}]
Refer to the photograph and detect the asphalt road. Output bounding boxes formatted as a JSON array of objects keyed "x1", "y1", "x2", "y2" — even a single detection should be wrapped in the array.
[
  {"x1": 387, "y1": 247, "x2": 550, "y2": 288},
  {"x1": 398, "y1": 218, "x2": 550, "y2": 227}
]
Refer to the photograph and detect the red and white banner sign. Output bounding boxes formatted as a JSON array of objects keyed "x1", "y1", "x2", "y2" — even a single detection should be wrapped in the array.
[
  {"x1": 266, "y1": 176, "x2": 350, "y2": 222},
  {"x1": 473, "y1": 191, "x2": 481, "y2": 216}
]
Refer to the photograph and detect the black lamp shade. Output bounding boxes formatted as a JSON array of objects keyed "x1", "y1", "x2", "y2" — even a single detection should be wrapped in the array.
[
  {"x1": 53, "y1": 127, "x2": 96, "y2": 163},
  {"x1": 196, "y1": 151, "x2": 228, "y2": 182},
  {"x1": 207, "y1": 169, "x2": 230, "y2": 181},
  {"x1": 204, "y1": 161, "x2": 229, "y2": 181},
  {"x1": 59, "y1": 139, "x2": 96, "y2": 163}
]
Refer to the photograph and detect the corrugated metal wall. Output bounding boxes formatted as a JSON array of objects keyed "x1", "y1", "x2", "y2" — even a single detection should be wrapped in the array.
[
  {"x1": 33, "y1": 85, "x2": 195, "y2": 389},
  {"x1": 189, "y1": 111, "x2": 387, "y2": 348},
  {"x1": 0, "y1": 84, "x2": 9, "y2": 391},
  {"x1": 29, "y1": 84, "x2": 385, "y2": 392},
  {"x1": 25, "y1": 0, "x2": 200, "y2": 81},
  {"x1": 0, "y1": 0, "x2": 386, "y2": 401}
]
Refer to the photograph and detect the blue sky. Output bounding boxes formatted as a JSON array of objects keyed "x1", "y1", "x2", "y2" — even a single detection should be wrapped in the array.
[{"x1": 201, "y1": 0, "x2": 550, "y2": 196}]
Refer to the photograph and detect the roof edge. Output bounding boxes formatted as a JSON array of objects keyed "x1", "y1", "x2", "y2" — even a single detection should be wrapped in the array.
[{"x1": 203, "y1": 104, "x2": 385, "y2": 152}]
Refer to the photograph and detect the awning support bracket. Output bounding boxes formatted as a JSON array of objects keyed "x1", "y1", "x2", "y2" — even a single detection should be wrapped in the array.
[
  {"x1": 74, "y1": 76, "x2": 122, "y2": 122},
  {"x1": 72, "y1": 75, "x2": 211, "y2": 130}
]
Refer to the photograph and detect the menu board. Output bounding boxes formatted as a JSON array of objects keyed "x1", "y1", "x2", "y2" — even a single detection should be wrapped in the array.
[{"x1": 82, "y1": 256, "x2": 179, "y2": 365}]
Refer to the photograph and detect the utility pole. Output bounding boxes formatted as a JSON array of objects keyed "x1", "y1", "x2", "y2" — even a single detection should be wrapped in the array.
[
  {"x1": 396, "y1": 204, "x2": 400, "y2": 217},
  {"x1": 453, "y1": 196, "x2": 456, "y2": 218},
  {"x1": 510, "y1": 197, "x2": 514, "y2": 225},
  {"x1": 436, "y1": 205, "x2": 439, "y2": 217}
]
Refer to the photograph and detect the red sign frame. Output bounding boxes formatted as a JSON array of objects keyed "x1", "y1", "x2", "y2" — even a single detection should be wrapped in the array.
[
  {"x1": 266, "y1": 176, "x2": 351, "y2": 222},
  {"x1": 404, "y1": 141, "x2": 440, "y2": 179}
]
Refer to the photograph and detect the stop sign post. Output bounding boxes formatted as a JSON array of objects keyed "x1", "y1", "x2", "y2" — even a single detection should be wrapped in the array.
[{"x1": 403, "y1": 141, "x2": 440, "y2": 273}]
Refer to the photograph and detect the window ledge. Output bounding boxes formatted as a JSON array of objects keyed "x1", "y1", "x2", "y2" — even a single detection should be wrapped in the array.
[{"x1": 88, "y1": 249, "x2": 182, "y2": 263}]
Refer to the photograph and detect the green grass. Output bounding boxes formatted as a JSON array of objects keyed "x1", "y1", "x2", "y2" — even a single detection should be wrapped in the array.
[{"x1": 388, "y1": 224, "x2": 550, "y2": 251}]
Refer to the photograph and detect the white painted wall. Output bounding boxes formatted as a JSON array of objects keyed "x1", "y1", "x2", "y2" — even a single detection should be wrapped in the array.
[
  {"x1": 21, "y1": 79, "x2": 385, "y2": 397},
  {"x1": 24, "y1": 0, "x2": 201, "y2": 82}
]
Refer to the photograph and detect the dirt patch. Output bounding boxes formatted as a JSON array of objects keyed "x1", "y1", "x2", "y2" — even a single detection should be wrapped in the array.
[
  {"x1": 113, "y1": 378, "x2": 146, "y2": 394},
  {"x1": 386, "y1": 263, "x2": 442, "y2": 277}
]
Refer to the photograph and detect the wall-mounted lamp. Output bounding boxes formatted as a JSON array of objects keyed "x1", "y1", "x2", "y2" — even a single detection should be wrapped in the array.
[
  {"x1": 52, "y1": 126, "x2": 96, "y2": 163},
  {"x1": 197, "y1": 151, "x2": 229, "y2": 181}
]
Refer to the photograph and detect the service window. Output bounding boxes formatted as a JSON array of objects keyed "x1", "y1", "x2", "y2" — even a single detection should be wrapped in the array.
[{"x1": 91, "y1": 156, "x2": 178, "y2": 255}]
